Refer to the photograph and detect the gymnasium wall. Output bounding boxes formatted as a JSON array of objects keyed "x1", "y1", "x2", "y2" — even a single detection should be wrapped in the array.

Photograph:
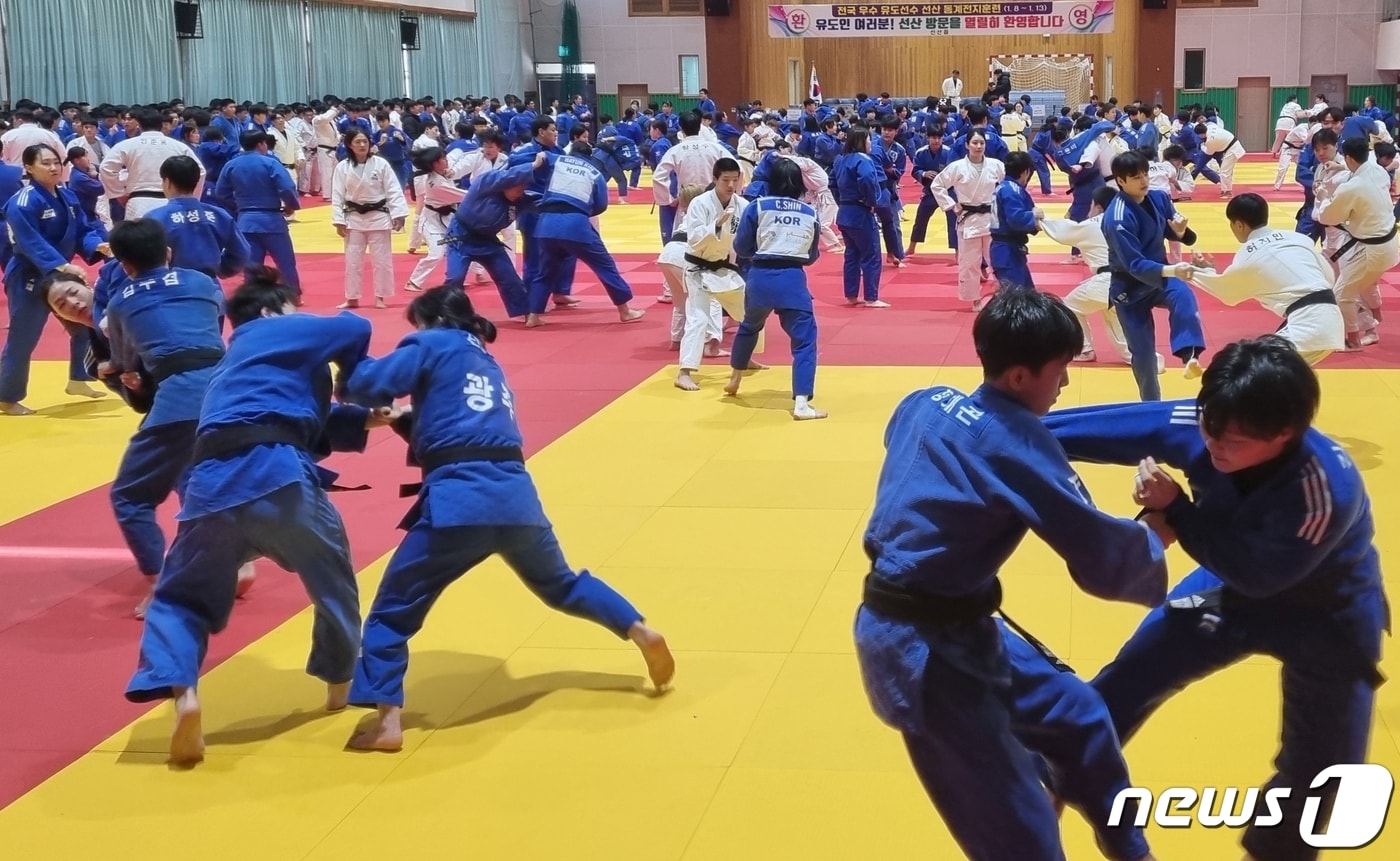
[
  {"x1": 704, "y1": 2, "x2": 1143, "y2": 113},
  {"x1": 1175, "y1": 0, "x2": 1383, "y2": 87}
]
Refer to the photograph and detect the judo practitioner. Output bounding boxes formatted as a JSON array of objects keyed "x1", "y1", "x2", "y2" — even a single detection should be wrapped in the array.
[
  {"x1": 215, "y1": 131, "x2": 302, "y2": 295},
  {"x1": 442, "y1": 155, "x2": 541, "y2": 320},
  {"x1": 1, "y1": 143, "x2": 110, "y2": 416},
  {"x1": 125, "y1": 269, "x2": 396, "y2": 765},
  {"x1": 1044, "y1": 336, "x2": 1388, "y2": 861},
  {"x1": 331, "y1": 129, "x2": 410, "y2": 309},
  {"x1": 1315, "y1": 136, "x2": 1396, "y2": 349},
  {"x1": 855, "y1": 289, "x2": 1167, "y2": 861},
  {"x1": 724, "y1": 159, "x2": 825, "y2": 421},
  {"x1": 404, "y1": 147, "x2": 467, "y2": 292},
  {"x1": 1198, "y1": 122, "x2": 1247, "y2": 197},
  {"x1": 676, "y1": 158, "x2": 756, "y2": 391},
  {"x1": 933, "y1": 129, "x2": 1006, "y2": 309},
  {"x1": 145, "y1": 155, "x2": 250, "y2": 281},
  {"x1": 1186, "y1": 194, "x2": 1345, "y2": 363},
  {"x1": 341, "y1": 284, "x2": 674, "y2": 751},
  {"x1": 526, "y1": 142, "x2": 645, "y2": 328},
  {"x1": 833, "y1": 129, "x2": 889, "y2": 307},
  {"x1": 988, "y1": 151, "x2": 1042, "y2": 292},
  {"x1": 1040, "y1": 185, "x2": 1161, "y2": 372},
  {"x1": 1102, "y1": 151, "x2": 1208, "y2": 401}
]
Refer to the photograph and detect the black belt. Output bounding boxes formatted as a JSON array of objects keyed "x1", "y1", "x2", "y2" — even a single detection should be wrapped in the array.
[
  {"x1": 281, "y1": 163, "x2": 296, "y2": 169},
  {"x1": 1278, "y1": 290, "x2": 1339, "y2": 332},
  {"x1": 1331, "y1": 224, "x2": 1398, "y2": 261},
  {"x1": 961, "y1": 203, "x2": 992, "y2": 214},
  {"x1": 318, "y1": 145, "x2": 336, "y2": 151},
  {"x1": 538, "y1": 202, "x2": 578, "y2": 213},
  {"x1": 862, "y1": 573, "x2": 1074, "y2": 673},
  {"x1": 427, "y1": 203, "x2": 457, "y2": 217},
  {"x1": 749, "y1": 258, "x2": 804, "y2": 269},
  {"x1": 990, "y1": 235, "x2": 1027, "y2": 247},
  {"x1": 1222, "y1": 135, "x2": 1239, "y2": 154},
  {"x1": 148, "y1": 347, "x2": 225, "y2": 384},
  {"x1": 1096, "y1": 265, "x2": 1111, "y2": 274},
  {"x1": 345, "y1": 199, "x2": 389, "y2": 215},
  {"x1": 838, "y1": 199, "x2": 871, "y2": 207},
  {"x1": 128, "y1": 191, "x2": 164, "y2": 200},
  {"x1": 241, "y1": 207, "x2": 283, "y2": 213},
  {"x1": 668, "y1": 231, "x2": 688, "y2": 244},
  {"x1": 684, "y1": 252, "x2": 740, "y2": 273},
  {"x1": 191, "y1": 422, "x2": 307, "y2": 465},
  {"x1": 397, "y1": 444, "x2": 526, "y2": 526}
]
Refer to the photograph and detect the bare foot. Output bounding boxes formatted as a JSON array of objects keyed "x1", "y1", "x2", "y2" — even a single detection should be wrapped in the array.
[
  {"x1": 668, "y1": 340, "x2": 680, "y2": 351},
  {"x1": 170, "y1": 686, "x2": 205, "y2": 765},
  {"x1": 619, "y1": 307, "x2": 645, "y2": 324},
  {"x1": 628, "y1": 623, "x2": 675, "y2": 691},
  {"x1": 1184, "y1": 357, "x2": 1204, "y2": 380},
  {"x1": 723, "y1": 369, "x2": 743, "y2": 396},
  {"x1": 746, "y1": 360, "x2": 768, "y2": 370},
  {"x1": 134, "y1": 575, "x2": 157, "y2": 620},
  {"x1": 793, "y1": 405, "x2": 829, "y2": 421},
  {"x1": 326, "y1": 681, "x2": 350, "y2": 712},
  {"x1": 525, "y1": 313, "x2": 547, "y2": 328},
  {"x1": 844, "y1": 297, "x2": 862, "y2": 306},
  {"x1": 863, "y1": 300, "x2": 891, "y2": 308},
  {"x1": 1073, "y1": 350, "x2": 1096, "y2": 363},
  {"x1": 374, "y1": 299, "x2": 388, "y2": 309},
  {"x1": 0, "y1": 401, "x2": 35, "y2": 416},
  {"x1": 337, "y1": 300, "x2": 359, "y2": 309},
  {"x1": 65, "y1": 381, "x2": 105, "y2": 398},
  {"x1": 553, "y1": 295, "x2": 581, "y2": 308},
  {"x1": 347, "y1": 704, "x2": 404, "y2": 752},
  {"x1": 702, "y1": 342, "x2": 729, "y2": 358},
  {"x1": 674, "y1": 372, "x2": 700, "y2": 391},
  {"x1": 236, "y1": 562, "x2": 257, "y2": 598}
]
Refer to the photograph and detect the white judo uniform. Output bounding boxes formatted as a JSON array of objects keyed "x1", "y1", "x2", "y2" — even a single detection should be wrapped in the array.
[
  {"x1": 406, "y1": 171, "x2": 468, "y2": 290},
  {"x1": 1201, "y1": 124, "x2": 1247, "y2": 195},
  {"x1": 1040, "y1": 215, "x2": 1132, "y2": 363},
  {"x1": 931, "y1": 157, "x2": 1004, "y2": 302},
  {"x1": 331, "y1": 154, "x2": 410, "y2": 302},
  {"x1": 782, "y1": 153, "x2": 842, "y2": 250},
  {"x1": 679, "y1": 190, "x2": 761, "y2": 372},
  {"x1": 1190, "y1": 228, "x2": 1346, "y2": 364},
  {"x1": 652, "y1": 137, "x2": 730, "y2": 207},
  {"x1": 1315, "y1": 158, "x2": 1398, "y2": 340},
  {"x1": 99, "y1": 131, "x2": 205, "y2": 219}
]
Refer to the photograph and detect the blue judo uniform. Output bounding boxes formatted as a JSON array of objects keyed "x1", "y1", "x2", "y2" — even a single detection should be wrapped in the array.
[
  {"x1": 125, "y1": 312, "x2": 374, "y2": 702},
  {"x1": 730, "y1": 197, "x2": 821, "y2": 398},
  {"x1": 909, "y1": 141, "x2": 953, "y2": 248},
  {"x1": 102, "y1": 266, "x2": 226, "y2": 578},
  {"x1": 1045, "y1": 399, "x2": 1388, "y2": 861},
  {"x1": 530, "y1": 153, "x2": 635, "y2": 314},
  {"x1": 342, "y1": 327, "x2": 644, "y2": 707},
  {"x1": 989, "y1": 178, "x2": 1039, "y2": 292},
  {"x1": 855, "y1": 384, "x2": 1168, "y2": 861},
  {"x1": 214, "y1": 150, "x2": 301, "y2": 292},
  {"x1": 508, "y1": 138, "x2": 574, "y2": 300},
  {"x1": 1102, "y1": 189, "x2": 1206, "y2": 401},
  {"x1": 0, "y1": 183, "x2": 107, "y2": 404},
  {"x1": 443, "y1": 162, "x2": 532, "y2": 318},
  {"x1": 833, "y1": 151, "x2": 885, "y2": 303},
  {"x1": 146, "y1": 197, "x2": 250, "y2": 280}
]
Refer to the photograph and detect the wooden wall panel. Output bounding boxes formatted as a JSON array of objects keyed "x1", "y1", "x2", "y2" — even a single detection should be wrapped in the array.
[{"x1": 710, "y1": 2, "x2": 1141, "y2": 109}]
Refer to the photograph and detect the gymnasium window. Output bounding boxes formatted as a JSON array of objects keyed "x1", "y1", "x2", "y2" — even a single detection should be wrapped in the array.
[
  {"x1": 629, "y1": 0, "x2": 704, "y2": 16},
  {"x1": 680, "y1": 55, "x2": 701, "y2": 97}
]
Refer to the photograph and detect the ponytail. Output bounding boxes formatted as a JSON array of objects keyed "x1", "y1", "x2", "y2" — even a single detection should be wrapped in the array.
[
  {"x1": 227, "y1": 266, "x2": 297, "y2": 328},
  {"x1": 407, "y1": 283, "x2": 497, "y2": 343}
]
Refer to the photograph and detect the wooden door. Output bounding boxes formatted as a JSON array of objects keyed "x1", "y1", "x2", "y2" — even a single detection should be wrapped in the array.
[
  {"x1": 1310, "y1": 75, "x2": 1348, "y2": 108},
  {"x1": 1236, "y1": 76, "x2": 1271, "y2": 152},
  {"x1": 616, "y1": 84, "x2": 650, "y2": 115}
]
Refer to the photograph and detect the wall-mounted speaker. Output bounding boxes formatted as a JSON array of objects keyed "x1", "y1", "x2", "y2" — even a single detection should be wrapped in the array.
[
  {"x1": 400, "y1": 14, "x2": 420, "y2": 51},
  {"x1": 705, "y1": 0, "x2": 732, "y2": 15},
  {"x1": 174, "y1": 0, "x2": 202, "y2": 39}
]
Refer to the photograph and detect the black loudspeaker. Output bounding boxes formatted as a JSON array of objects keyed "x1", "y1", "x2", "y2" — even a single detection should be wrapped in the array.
[
  {"x1": 174, "y1": 1, "x2": 202, "y2": 39},
  {"x1": 705, "y1": 0, "x2": 731, "y2": 15},
  {"x1": 400, "y1": 15, "x2": 420, "y2": 51},
  {"x1": 1143, "y1": 0, "x2": 1168, "y2": 7}
]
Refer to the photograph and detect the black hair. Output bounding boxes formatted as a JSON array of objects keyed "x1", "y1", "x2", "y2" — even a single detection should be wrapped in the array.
[
  {"x1": 412, "y1": 146, "x2": 444, "y2": 172},
  {"x1": 679, "y1": 111, "x2": 702, "y2": 137},
  {"x1": 159, "y1": 155, "x2": 202, "y2": 193},
  {"x1": 1110, "y1": 150, "x2": 1150, "y2": 181},
  {"x1": 238, "y1": 130, "x2": 267, "y2": 151},
  {"x1": 530, "y1": 115, "x2": 555, "y2": 138},
  {"x1": 407, "y1": 284, "x2": 497, "y2": 343},
  {"x1": 1197, "y1": 336, "x2": 1318, "y2": 442},
  {"x1": 1340, "y1": 136, "x2": 1371, "y2": 163},
  {"x1": 227, "y1": 267, "x2": 298, "y2": 328},
  {"x1": 973, "y1": 289, "x2": 1083, "y2": 378},
  {"x1": 768, "y1": 158, "x2": 805, "y2": 199},
  {"x1": 1311, "y1": 128, "x2": 1339, "y2": 149},
  {"x1": 22, "y1": 142, "x2": 62, "y2": 169},
  {"x1": 109, "y1": 219, "x2": 169, "y2": 272},
  {"x1": 343, "y1": 128, "x2": 371, "y2": 164},
  {"x1": 1002, "y1": 151, "x2": 1033, "y2": 180},
  {"x1": 571, "y1": 140, "x2": 593, "y2": 157},
  {"x1": 713, "y1": 157, "x2": 741, "y2": 179},
  {"x1": 843, "y1": 127, "x2": 869, "y2": 154},
  {"x1": 37, "y1": 270, "x2": 87, "y2": 312},
  {"x1": 1224, "y1": 193, "x2": 1269, "y2": 230},
  {"x1": 1091, "y1": 184, "x2": 1118, "y2": 210}
]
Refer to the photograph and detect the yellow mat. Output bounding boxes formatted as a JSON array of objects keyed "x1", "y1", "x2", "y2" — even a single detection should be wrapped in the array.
[{"x1": 2, "y1": 364, "x2": 1398, "y2": 859}]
